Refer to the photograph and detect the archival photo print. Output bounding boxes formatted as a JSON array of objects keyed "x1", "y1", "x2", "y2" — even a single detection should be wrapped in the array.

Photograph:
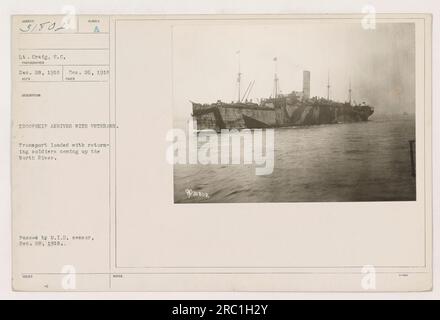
[{"x1": 171, "y1": 21, "x2": 416, "y2": 203}]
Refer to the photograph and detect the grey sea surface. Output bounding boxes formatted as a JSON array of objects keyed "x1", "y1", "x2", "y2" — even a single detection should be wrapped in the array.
[{"x1": 174, "y1": 114, "x2": 416, "y2": 203}]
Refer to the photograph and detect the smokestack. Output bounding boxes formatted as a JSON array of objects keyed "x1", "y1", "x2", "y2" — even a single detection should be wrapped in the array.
[{"x1": 303, "y1": 70, "x2": 311, "y2": 100}]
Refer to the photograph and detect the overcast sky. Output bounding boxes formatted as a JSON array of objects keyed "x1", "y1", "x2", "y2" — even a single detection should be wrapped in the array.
[{"x1": 172, "y1": 22, "x2": 415, "y2": 121}]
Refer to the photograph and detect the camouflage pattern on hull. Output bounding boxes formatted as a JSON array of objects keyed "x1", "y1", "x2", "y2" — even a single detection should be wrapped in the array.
[{"x1": 192, "y1": 98, "x2": 374, "y2": 131}]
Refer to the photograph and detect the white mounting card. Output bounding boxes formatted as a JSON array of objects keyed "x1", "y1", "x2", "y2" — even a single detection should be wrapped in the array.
[{"x1": 11, "y1": 14, "x2": 432, "y2": 292}]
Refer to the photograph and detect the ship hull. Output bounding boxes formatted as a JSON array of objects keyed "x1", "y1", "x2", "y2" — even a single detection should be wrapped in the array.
[{"x1": 192, "y1": 100, "x2": 374, "y2": 131}]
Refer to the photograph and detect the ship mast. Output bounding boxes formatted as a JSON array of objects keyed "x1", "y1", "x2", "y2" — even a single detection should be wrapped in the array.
[
  {"x1": 348, "y1": 79, "x2": 352, "y2": 105},
  {"x1": 273, "y1": 57, "x2": 279, "y2": 98},
  {"x1": 327, "y1": 71, "x2": 331, "y2": 101},
  {"x1": 236, "y1": 50, "x2": 241, "y2": 102}
]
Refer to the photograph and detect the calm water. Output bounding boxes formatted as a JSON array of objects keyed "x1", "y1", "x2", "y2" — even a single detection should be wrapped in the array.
[{"x1": 174, "y1": 115, "x2": 416, "y2": 203}]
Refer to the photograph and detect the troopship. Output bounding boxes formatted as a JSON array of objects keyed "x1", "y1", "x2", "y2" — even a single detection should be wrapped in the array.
[{"x1": 192, "y1": 57, "x2": 374, "y2": 131}]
